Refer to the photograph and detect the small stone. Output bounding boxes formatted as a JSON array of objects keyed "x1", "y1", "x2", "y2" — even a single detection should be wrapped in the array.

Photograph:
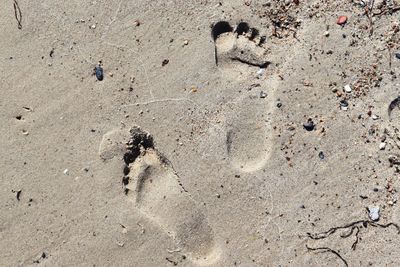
[
  {"x1": 303, "y1": 119, "x2": 315, "y2": 131},
  {"x1": 337, "y1": 16, "x2": 348, "y2": 25},
  {"x1": 379, "y1": 142, "x2": 386, "y2": 150},
  {"x1": 344, "y1": 84, "x2": 352, "y2": 93},
  {"x1": 95, "y1": 65, "x2": 104, "y2": 81},
  {"x1": 277, "y1": 102, "x2": 282, "y2": 108},
  {"x1": 260, "y1": 91, "x2": 267, "y2": 98},
  {"x1": 90, "y1": 24, "x2": 96, "y2": 29},
  {"x1": 257, "y1": 68, "x2": 266, "y2": 76},
  {"x1": 109, "y1": 72, "x2": 113, "y2": 77},
  {"x1": 63, "y1": 169, "x2": 69, "y2": 175},
  {"x1": 388, "y1": 200, "x2": 394, "y2": 206},
  {"x1": 162, "y1": 59, "x2": 169, "y2": 66},
  {"x1": 134, "y1": 20, "x2": 141, "y2": 27},
  {"x1": 324, "y1": 31, "x2": 329, "y2": 37},
  {"x1": 183, "y1": 40, "x2": 189, "y2": 45},
  {"x1": 22, "y1": 129, "x2": 29, "y2": 135},
  {"x1": 368, "y1": 206, "x2": 380, "y2": 221},
  {"x1": 372, "y1": 114, "x2": 379, "y2": 120},
  {"x1": 395, "y1": 53, "x2": 400, "y2": 60},
  {"x1": 340, "y1": 99, "x2": 349, "y2": 110},
  {"x1": 318, "y1": 151, "x2": 325, "y2": 159}
]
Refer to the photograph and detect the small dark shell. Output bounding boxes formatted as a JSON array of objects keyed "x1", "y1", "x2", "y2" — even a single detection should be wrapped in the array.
[{"x1": 95, "y1": 66, "x2": 104, "y2": 81}]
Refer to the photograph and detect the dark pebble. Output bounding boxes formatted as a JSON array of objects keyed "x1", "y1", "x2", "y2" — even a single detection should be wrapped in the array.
[
  {"x1": 340, "y1": 99, "x2": 349, "y2": 107},
  {"x1": 395, "y1": 53, "x2": 400, "y2": 60},
  {"x1": 303, "y1": 119, "x2": 315, "y2": 131},
  {"x1": 318, "y1": 151, "x2": 325, "y2": 160},
  {"x1": 162, "y1": 59, "x2": 169, "y2": 66},
  {"x1": 95, "y1": 65, "x2": 104, "y2": 81}
]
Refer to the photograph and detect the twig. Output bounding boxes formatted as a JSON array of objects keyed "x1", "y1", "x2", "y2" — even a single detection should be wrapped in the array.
[
  {"x1": 306, "y1": 245, "x2": 348, "y2": 267},
  {"x1": 307, "y1": 220, "x2": 400, "y2": 240},
  {"x1": 373, "y1": 6, "x2": 400, "y2": 16},
  {"x1": 13, "y1": 0, "x2": 22, "y2": 29},
  {"x1": 351, "y1": 226, "x2": 360, "y2": 250},
  {"x1": 365, "y1": 0, "x2": 374, "y2": 36}
]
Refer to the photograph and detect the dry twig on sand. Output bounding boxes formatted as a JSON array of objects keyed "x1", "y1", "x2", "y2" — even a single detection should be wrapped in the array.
[
  {"x1": 306, "y1": 220, "x2": 400, "y2": 266},
  {"x1": 306, "y1": 245, "x2": 348, "y2": 267},
  {"x1": 13, "y1": 0, "x2": 22, "y2": 29}
]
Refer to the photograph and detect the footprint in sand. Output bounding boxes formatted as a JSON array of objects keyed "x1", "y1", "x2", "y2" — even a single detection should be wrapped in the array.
[
  {"x1": 211, "y1": 21, "x2": 269, "y2": 68},
  {"x1": 225, "y1": 95, "x2": 274, "y2": 173},
  {"x1": 211, "y1": 21, "x2": 275, "y2": 173},
  {"x1": 99, "y1": 127, "x2": 219, "y2": 264}
]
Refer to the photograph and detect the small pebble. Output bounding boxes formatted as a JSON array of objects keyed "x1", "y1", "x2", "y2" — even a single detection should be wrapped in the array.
[
  {"x1": 303, "y1": 119, "x2": 315, "y2": 131},
  {"x1": 340, "y1": 99, "x2": 349, "y2": 110},
  {"x1": 379, "y1": 142, "x2": 386, "y2": 150},
  {"x1": 395, "y1": 53, "x2": 400, "y2": 60},
  {"x1": 257, "y1": 68, "x2": 266, "y2": 76},
  {"x1": 63, "y1": 169, "x2": 69, "y2": 175},
  {"x1": 318, "y1": 151, "x2": 325, "y2": 159},
  {"x1": 372, "y1": 114, "x2": 379, "y2": 120},
  {"x1": 183, "y1": 40, "x2": 189, "y2": 45},
  {"x1": 95, "y1": 65, "x2": 104, "y2": 81},
  {"x1": 337, "y1": 15, "x2": 348, "y2": 25},
  {"x1": 90, "y1": 24, "x2": 96, "y2": 29},
  {"x1": 368, "y1": 206, "x2": 380, "y2": 221},
  {"x1": 277, "y1": 102, "x2": 282, "y2": 108},
  {"x1": 162, "y1": 59, "x2": 169, "y2": 66},
  {"x1": 260, "y1": 91, "x2": 267, "y2": 98},
  {"x1": 324, "y1": 31, "x2": 329, "y2": 37},
  {"x1": 344, "y1": 84, "x2": 352, "y2": 93}
]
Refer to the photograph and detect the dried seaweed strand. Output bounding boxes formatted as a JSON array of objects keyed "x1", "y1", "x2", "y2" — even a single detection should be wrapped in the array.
[{"x1": 306, "y1": 245, "x2": 348, "y2": 267}]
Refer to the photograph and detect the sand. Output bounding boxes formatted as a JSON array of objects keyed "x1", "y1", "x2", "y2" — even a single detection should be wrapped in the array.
[{"x1": 2, "y1": 0, "x2": 400, "y2": 266}]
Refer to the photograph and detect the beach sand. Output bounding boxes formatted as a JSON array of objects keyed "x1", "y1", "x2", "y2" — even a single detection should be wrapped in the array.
[{"x1": 2, "y1": 0, "x2": 400, "y2": 266}]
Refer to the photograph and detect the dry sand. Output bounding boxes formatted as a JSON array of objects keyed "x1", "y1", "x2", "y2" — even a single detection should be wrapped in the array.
[{"x1": 3, "y1": 0, "x2": 400, "y2": 266}]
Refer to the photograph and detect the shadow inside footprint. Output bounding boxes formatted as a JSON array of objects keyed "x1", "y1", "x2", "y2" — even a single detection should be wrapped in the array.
[
  {"x1": 211, "y1": 21, "x2": 233, "y2": 41},
  {"x1": 122, "y1": 127, "x2": 220, "y2": 264}
]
